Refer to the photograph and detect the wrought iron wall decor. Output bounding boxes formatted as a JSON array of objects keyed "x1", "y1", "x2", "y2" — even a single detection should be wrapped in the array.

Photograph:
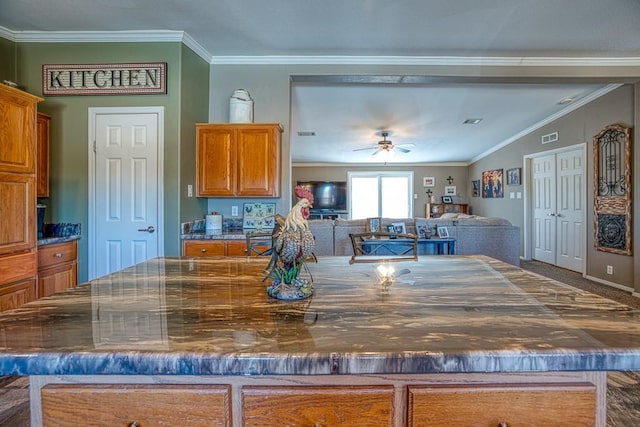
[{"x1": 593, "y1": 124, "x2": 632, "y2": 255}]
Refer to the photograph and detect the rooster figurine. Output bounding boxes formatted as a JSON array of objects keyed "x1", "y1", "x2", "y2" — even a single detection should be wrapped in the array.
[{"x1": 266, "y1": 186, "x2": 315, "y2": 300}]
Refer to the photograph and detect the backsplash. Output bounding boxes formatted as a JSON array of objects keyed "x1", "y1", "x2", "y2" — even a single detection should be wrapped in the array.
[{"x1": 181, "y1": 218, "x2": 244, "y2": 234}]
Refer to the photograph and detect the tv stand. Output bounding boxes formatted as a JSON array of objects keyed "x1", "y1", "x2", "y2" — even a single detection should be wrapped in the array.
[{"x1": 309, "y1": 211, "x2": 347, "y2": 220}]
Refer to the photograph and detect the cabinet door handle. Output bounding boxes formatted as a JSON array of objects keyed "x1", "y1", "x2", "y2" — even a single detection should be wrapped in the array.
[
  {"x1": 201, "y1": 248, "x2": 207, "y2": 253},
  {"x1": 498, "y1": 422, "x2": 508, "y2": 427},
  {"x1": 54, "y1": 253, "x2": 63, "y2": 258},
  {"x1": 129, "y1": 422, "x2": 138, "y2": 427}
]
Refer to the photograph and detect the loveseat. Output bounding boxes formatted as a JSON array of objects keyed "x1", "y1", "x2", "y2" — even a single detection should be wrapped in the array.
[{"x1": 308, "y1": 214, "x2": 520, "y2": 266}]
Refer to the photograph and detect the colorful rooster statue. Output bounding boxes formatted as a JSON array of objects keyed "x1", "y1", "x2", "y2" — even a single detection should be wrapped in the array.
[{"x1": 266, "y1": 185, "x2": 315, "y2": 300}]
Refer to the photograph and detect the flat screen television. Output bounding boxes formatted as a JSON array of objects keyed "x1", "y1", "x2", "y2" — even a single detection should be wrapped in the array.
[{"x1": 297, "y1": 181, "x2": 347, "y2": 212}]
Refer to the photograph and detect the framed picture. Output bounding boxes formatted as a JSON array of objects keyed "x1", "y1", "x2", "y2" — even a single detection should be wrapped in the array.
[
  {"x1": 415, "y1": 220, "x2": 429, "y2": 239},
  {"x1": 506, "y1": 167, "x2": 521, "y2": 186},
  {"x1": 391, "y1": 222, "x2": 406, "y2": 234},
  {"x1": 444, "y1": 185, "x2": 456, "y2": 196},
  {"x1": 423, "y1": 176, "x2": 435, "y2": 187},
  {"x1": 437, "y1": 226, "x2": 449, "y2": 238},
  {"x1": 365, "y1": 217, "x2": 381, "y2": 233},
  {"x1": 482, "y1": 169, "x2": 504, "y2": 198},
  {"x1": 472, "y1": 180, "x2": 480, "y2": 197},
  {"x1": 441, "y1": 196, "x2": 453, "y2": 204}
]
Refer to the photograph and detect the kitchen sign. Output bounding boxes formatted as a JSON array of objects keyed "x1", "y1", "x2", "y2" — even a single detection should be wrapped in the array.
[{"x1": 42, "y1": 62, "x2": 167, "y2": 96}]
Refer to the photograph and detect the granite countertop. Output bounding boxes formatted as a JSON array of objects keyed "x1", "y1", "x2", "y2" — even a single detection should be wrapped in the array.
[
  {"x1": 37, "y1": 223, "x2": 81, "y2": 247},
  {"x1": 181, "y1": 231, "x2": 247, "y2": 240},
  {"x1": 0, "y1": 255, "x2": 638, "y2": 376}
]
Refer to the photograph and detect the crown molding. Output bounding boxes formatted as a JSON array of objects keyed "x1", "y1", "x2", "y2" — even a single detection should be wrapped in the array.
[
  {"x1": 0, "y1": 26, "x2": 213, "y2": 62},
  {"x1": 3, "y1": 26, "x2": 640, "y2": 67},
  {"x1": 470, "y1": 83, "x2": 622, "y2": 164},
  {"x1": 210, "y1": 55, "x2": 640, "y2": 67},
  {"x1": 292, "y1": 162, "x2": 469, "y2": 168}
]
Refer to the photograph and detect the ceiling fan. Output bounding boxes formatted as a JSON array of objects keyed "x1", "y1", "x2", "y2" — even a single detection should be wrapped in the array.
[{"x1": 353, "y1": 131, "x2": 414, "y2": 156}]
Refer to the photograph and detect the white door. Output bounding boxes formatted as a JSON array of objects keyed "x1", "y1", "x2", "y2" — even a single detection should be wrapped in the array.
[
  {"x1": 555, "y1": 149, "x2": 584, "y2": 271},
  {"x1": 89, "y1": 107, "x2": 164, "y2": 280},
  {"x1": 531, "y1": 147, "x2": 584, "y2": 272}
]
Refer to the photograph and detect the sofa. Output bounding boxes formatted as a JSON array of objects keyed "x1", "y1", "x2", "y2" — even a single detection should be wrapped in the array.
[{"x1": 308, "y1": 214, "x2": 520, "y2": 266}]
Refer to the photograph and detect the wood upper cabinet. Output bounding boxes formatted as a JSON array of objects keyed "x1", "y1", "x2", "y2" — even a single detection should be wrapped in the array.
[
  {"x1": 36, "y1": 112, "x2": 51, "y2": 197},
  {"x1": 196, "y1": 124, "x2": 281, "y2": 197},
  {"x1": 0, "y1": 84, "x2": 41, "y2": 311}
]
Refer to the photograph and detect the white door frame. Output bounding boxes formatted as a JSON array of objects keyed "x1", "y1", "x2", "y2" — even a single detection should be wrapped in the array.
[
  {"x1": 88, "y1": 106, "x2": 165, "y2": 280},
  {"x1": 523, "y1": 143, "x2": 586, "y2": 273}
]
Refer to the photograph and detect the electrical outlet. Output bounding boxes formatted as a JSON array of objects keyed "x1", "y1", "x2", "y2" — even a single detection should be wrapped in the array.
[
  {"x1": 187, "y1": 184, "x2": 193, "y2": 197},
  {"x1": 232, "y1": 205, "x2": 239, "y2": 217},
  {"x1": 606, "y1": 265, "x2": 613, "y2": 275}
]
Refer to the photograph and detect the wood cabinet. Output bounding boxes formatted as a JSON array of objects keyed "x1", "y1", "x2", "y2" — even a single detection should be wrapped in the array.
[
  {"x1": 182, "y1": 240, "x2": 247, "y2": 257},
  {"x1": 425, "y1": 203, "x2": 469, "y2": 218},
  {"x1": 196, "y1": 123, "x2": 281, "y2": 197},
  {"x1": 34, "y1": 372, "x2": 602, "y2": 426},
  {"x1": 0, "y1": 83, "x2": 41, "y2": 312},
  {"x1": 36, "y1": 112, "x2": 50, "y2": 197},
  {"x1": 38, "y1": 240, "x2": 78, "y2": 298},
  {"x1": 41, "y1": 384, "x2": 231, "y2": 427},
  {"x1": 408, "y1": 383, "x2": 596, "y2": 426},
  {"x1": 243, "y1": 386, "x2": 394, "y2": 427}
]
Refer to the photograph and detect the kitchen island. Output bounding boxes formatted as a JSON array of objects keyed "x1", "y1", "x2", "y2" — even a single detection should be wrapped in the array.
[{"x1": 0, "y1": 255, "x2": 639, "y2": 426}]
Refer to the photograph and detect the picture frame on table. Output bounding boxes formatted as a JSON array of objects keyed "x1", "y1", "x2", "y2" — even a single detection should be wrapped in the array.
[
  {"x1": 391, "y1": 222, "x2": 406, "y2": 234},
  {"x1": 506, "y1": 167, "x2": 521, "y2": 186},
  {"x1": 423, "y1": 176, "x2": 435, "y2": 187},
  {"x1": 415, "y1": 220, "x2": 429, "y2": 239},
  {"x1": 365, "y1": 217, "x2": 381, "y2": 233},
  {"x1": 441, "y1": 196, "x2": 453, "y2": 204},
  {"x1": 437, "y1": 226, "x2": 450, "y2": 238}
]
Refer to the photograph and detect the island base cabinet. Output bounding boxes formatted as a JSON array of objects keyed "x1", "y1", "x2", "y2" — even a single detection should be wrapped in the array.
[
  {"x1": 408, "y1": 383, "x2": 596, "y2": 426},
  {"x1": 0, "y1": 278, "x2": 36, "y2": 312},
  {"x1": 242, "y1": 386, "x2": 395, "y2": 427},
  {"x1": 41, "y1": 384, "x2": 231, "y2": 427}
]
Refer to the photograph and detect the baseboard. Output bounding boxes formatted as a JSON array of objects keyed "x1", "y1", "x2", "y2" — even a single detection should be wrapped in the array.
[{"x1": 583, "y1": 274, "x2": 636, "y2": 294}]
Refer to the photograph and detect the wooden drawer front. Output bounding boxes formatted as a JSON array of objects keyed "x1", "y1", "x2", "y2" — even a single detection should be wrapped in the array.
[
  {"x1": 0, "y1": 250, "x2": 37, "y2": 285},
  {"x1": 0, "y1": 278, "x2": 36, "y2": 312},
  {"x1": 38, "y1": 241, "x2": 77, "y2": 269},
  {"x1": 226, "y1": 240, "x2": 247, "y2": 256},
  {"x1": 243, "y1": 385, "x2": 394, "y2": 427},
  {"x1": 38, "y1": 262, "x2": 77, "y2": 298},
  {"x1": 41, "y1": 384, "x2": 231, "y2": 427},
  {"x1": 183, "y1": 241, "x2": 225, "y2": 257},
  {"x1": 408, "y1": 383, "x2": 596, "y2": 426}
]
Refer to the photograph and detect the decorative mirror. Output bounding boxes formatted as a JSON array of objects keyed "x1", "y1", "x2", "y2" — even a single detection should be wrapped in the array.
[{"x1": 593, "y1": 124, "x2": 632, "y2": 255}]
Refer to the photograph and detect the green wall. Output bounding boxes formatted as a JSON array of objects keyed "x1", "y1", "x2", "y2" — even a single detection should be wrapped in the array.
[
  {"x1": 0, "y1": 37, "x2": 16, "y2": 82},
  {"x1": 14, "y1": 41, "x2": 209, "y2": 282}
]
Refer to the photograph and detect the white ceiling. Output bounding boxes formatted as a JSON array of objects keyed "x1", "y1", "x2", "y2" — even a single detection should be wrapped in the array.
[{"x1": 2, "y1": 0, "x2": 639, "y2": 164}]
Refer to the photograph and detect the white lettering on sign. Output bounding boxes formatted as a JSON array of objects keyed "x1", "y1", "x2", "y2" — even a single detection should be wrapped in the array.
[{"x1": 43, "y1": 63, "x2": 167, "y2": 96}]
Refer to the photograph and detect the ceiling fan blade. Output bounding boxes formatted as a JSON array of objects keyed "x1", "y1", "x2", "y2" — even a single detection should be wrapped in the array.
[
  {"x1": 395, "y1": 143, "x2": 415, "y2": 148},
  {"x1": 371, "y1": 149, "x2": 382, "y2": 156},
  {"x1": 353, "y1": 146, "x2": 377, "y2": 152},
  {"x1": 395, "y1": 146, "x2": 411, "y2": 153}
]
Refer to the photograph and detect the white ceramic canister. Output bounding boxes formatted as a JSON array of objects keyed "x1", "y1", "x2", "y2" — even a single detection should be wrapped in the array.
[
  {"x1": 205, "y1": 212, "x2": 223, "y2": 234},
  {"x1": 229, "y1": 89, "x2": 254, "y2": 123}
]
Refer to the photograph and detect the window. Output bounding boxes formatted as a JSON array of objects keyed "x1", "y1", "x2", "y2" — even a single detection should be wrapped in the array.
[{"x1": 348, "y1": 171, "x2": 413, "y2": 219}]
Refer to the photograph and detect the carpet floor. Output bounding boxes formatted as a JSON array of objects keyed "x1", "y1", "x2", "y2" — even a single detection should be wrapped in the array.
[{"x1": 0, "y1": 260, "x2": 638, "y2": 426}]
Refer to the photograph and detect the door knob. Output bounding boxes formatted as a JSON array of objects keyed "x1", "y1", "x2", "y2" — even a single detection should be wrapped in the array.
[{"x1": 137, "y1": 225, "x2": 155, "y2": 233}]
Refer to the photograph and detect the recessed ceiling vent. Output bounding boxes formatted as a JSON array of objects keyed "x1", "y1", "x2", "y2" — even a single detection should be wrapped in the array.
[
  {"x1": 297, "y1": 131, "x2": 316, "y2": 136},
  {"x1": 541, "y1": 131, "x2": 559, "y2": 144}
]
